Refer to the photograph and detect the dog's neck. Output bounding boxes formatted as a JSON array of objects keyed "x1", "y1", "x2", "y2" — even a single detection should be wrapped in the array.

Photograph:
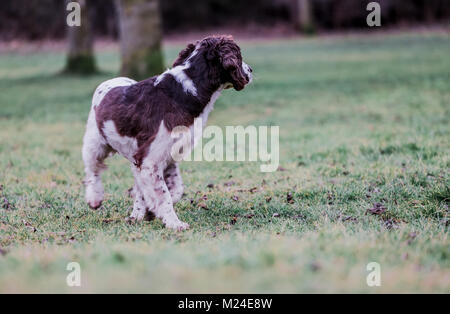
[
  {"x1": 181, "y1": 78, "x2": 223, "y2": 121},
  {"x1": 154, "y1": 61, "x2": 223, "y2": 119}
]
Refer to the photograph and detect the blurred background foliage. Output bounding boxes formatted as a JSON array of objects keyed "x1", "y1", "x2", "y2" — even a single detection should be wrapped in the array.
[{"x1": 0, "y1": 0, "x2": 449, "y2": 41}]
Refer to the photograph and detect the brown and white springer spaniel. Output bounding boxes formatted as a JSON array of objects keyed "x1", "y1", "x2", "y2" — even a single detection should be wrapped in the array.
[{"x1": 82, "y1": 35, "x2": 252, "y2": 230}]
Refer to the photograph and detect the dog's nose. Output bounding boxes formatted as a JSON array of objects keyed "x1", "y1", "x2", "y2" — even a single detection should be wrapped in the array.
[{"x1": 248, "y1": 66, "x2": 253, "y2": 73}]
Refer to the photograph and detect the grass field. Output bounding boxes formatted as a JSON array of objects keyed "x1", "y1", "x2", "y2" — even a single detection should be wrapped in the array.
[{"x1": 0, "y1": 31, "x2": 449, "y2": 293}]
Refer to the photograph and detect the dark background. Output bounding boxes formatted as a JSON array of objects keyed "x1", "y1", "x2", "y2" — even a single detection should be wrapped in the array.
[{"x1": 1, "y1": 0, "x2": 449, "y2": 41}]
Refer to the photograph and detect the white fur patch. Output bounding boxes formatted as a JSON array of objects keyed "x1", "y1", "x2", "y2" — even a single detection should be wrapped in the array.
[
  {"x1": 242, "y1": 62, "x2": 253, "y2": 84},
  {"x1": 145, "y1": 120, "x2": 174, "y2": 164},
  {"x1": 86, "y1": 76, "x2": 138, "y2": 164},
  {"x1": 102, "y1": 120, "x2": 138, "y2": 162},
  {"x1": 200, "y1": 86, "x2": 223, "y2": 125},
  {"x1": 176, "y1": 85, "x2": 223, "y2": 152},
  {"x1": 92, "y1": 77, "x2": 137, "y2": 108},
  {"x1": 154, "y1": 63, "x2": 197, "y2": 96}
]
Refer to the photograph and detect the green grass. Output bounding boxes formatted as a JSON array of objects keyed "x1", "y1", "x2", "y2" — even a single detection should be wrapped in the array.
[{"x1": 0, "y1": 32, "x2": 449, "y2": 293}]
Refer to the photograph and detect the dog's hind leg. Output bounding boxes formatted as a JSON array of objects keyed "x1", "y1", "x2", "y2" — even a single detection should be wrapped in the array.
[
  {"x1": 82, "y1": 111, "x2": 109, "y2": 209},
  {"x1": 164, "y1": 163, "x2": 184, "y2": 204}
]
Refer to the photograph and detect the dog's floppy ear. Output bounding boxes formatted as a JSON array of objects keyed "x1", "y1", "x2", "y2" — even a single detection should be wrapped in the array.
[
  {"x1": 172, "y1": 43, "x2": 196, "y2": 67},
  {"x1": 217, "y1": 40, "x2": 248, "y2": 91}
]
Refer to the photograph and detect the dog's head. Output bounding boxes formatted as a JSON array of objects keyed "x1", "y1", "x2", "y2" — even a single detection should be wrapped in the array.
[{"x1": 173, "y1": 35, "x2": 252, "y2": 91}]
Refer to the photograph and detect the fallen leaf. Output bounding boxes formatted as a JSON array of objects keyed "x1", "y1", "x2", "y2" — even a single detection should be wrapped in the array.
[
  {"x1": 198, "y1": 202, "x2": 208, "y2": 210},
  {"x1": 22, "y1": 220, "x2": 37, "y2": 233},
  {"x1": 2, "y1": 197, "x2": 13, "y2": 210},
  {"x1": 249, "y1": 187, "x2": 258, "y2": 193},
  {"x1": 383, "y1": 218, "x2": 399, "y2": 230},
  {"x1": 327, "y1": 192, "x2": 334, "y2": 205},
  {"x1": 342, "y1": 216, "x2": 357, "y2": 222},
  {"x1": 367, "y1": 202, "x2": 386, "y2": 215},
  {"x1": 286, "y1": 192, "x2": 294, "y2": 204}
]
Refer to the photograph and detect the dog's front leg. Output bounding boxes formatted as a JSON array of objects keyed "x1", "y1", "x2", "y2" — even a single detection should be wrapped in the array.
[
  {"x1": 128, "y1": 187, "x2": 155, "y2": 222},
  {"x1": 133, "y1": 164, "x2": 189, "y2": 231},
  {"x1": 127, "y1": 165, "x2": 154, "y2": 222}
]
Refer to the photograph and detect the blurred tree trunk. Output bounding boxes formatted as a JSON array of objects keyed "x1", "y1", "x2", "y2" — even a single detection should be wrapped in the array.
[
  {"x1": 292, "y1": 0, "x2": 315, "y2": 34},
  {"x1": 65, "y1": 0, "x2": 97, "y2": 74},
  {"x1": 116, "y1": 0, "x2": 164, "y2": 80}
]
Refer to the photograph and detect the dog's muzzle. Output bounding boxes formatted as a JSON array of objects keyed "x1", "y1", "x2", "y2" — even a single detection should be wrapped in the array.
[{"x1": 243, "y1": 62, "x2": 253, "y2": 84}]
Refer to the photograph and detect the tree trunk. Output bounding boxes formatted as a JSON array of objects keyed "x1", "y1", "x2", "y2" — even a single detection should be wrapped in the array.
[
  {"x1": 292, "y1": 0, "x2": 315, "y2": 34},
  {"x1": 116, "y1": 0, "x2": 164, "y2": 80},
  {"x1": 65, "y1": 0, "x2": 97, "y2": 74}
]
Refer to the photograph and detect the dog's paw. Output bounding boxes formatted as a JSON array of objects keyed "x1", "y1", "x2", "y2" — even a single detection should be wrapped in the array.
[
  {"x1": 88, "y1": 200, "x2": 102, "y2": 210},
  {"x1": 165, "y1": 220, "x2": 190, "y2": 231},
  {"x1": 128, "y1": 209, "x2": 146, "y2": 221},
  {"x1": 86, "y1": 185, "x2": 103, "y2": 210}
]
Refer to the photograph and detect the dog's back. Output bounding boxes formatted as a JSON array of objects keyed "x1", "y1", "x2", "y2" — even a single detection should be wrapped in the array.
[{"x1": 92, "y1": 77, "x2": 137, "y2": 109}]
